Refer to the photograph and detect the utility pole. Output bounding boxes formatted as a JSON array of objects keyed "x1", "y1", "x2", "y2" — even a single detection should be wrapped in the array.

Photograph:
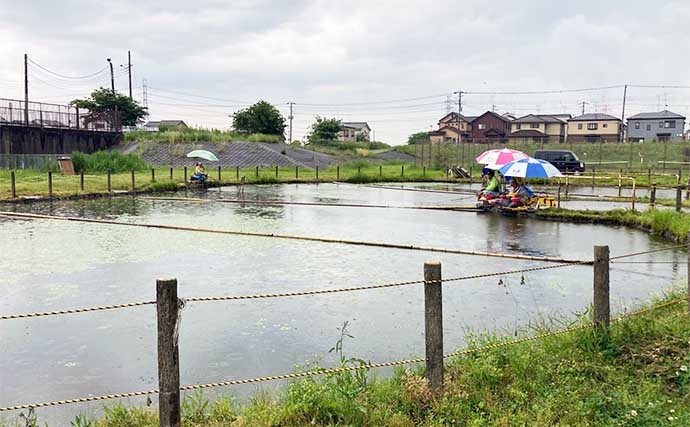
[
  {"x1": 581, "y1": 101, "x2": 587, "y2": 115},
  {"x1": 127, "y1": 50, "x2": 132, "y2": 99},
  {"x1": 23, "y1": 53, "x2": 29, "y2": 125},
  {"x1": 620, "y1": 84, "x2": 627, "y2": 142},
  {"x1": 453, "y1": 90, "x2": 463, "y2": 113},
  {"x1": 142, "y1": 78, "x2": 149, "y2": 113},
  {"x1": 287, "y1": 102, "x2": 294, "y2": 143},
  {"x1": 107, "y1": 58, "x2": 115, "y2": 94}
]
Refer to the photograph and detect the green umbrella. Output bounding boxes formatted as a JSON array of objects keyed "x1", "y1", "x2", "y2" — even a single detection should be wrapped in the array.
[{"x1": 186, "y1": 150, "x2": 219, "y2": 162}]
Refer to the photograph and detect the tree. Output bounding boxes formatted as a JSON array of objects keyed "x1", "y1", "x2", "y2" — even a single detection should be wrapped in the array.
[
  {"x1": 407, "y1": 131, "x2": 430, "y2": 145},
  {"x1": 232, "y1": 101, "x2": 286, "y2": 137},
  {"x1": 308, "y1": 116, "x2": 341, "y2": 142},
  {"x1": 71, "y1": 88, "x2": 147, "y2": 127}
]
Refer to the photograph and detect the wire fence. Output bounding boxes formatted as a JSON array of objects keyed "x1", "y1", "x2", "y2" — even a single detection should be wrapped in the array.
[{"x1": 0, "y1": 242, "x2": 686, "y2": 417}]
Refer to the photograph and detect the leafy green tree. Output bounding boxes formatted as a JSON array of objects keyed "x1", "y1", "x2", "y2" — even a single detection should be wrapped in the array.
[
  {"x1": 308, "y1": 116, "x2": 342, "y2": 142},
  {"x1": 407, "y1": 131, "x2": 430, "y2": 145},
  {"x1": 355, "y1": 132, "x2": 369, "y2": 142},
  {"x1": 232, "y1": 100, "x2": 286, "y2": 137},
  {"x1": 71, "y1": 88, "x2": 147, "y2": 126}
]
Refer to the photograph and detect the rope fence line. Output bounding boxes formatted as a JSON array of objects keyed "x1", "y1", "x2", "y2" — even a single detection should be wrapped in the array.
[
  {"x1": 0, "y1": 300, "x2": 155, "y2": 321},
  {"x1": 141, "y1": 196, "x2": 482, "y2": 212},
  {"x1": 0, "y1": 211, "x2": 587, "y2": 264},
  {"x1": 610, "y1": 244, "x2": 688, "y2": 260},
  {"x1": 1, "y1": 297, "x2": 683, "y2": 413},
  {"x1": 0, "y1": 262, "x2": 586, "y2": 321}
]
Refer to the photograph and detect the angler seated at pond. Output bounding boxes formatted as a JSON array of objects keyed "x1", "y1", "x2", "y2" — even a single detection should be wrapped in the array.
[
  {"x1": 190, "y1": 162, "x2": 208, "y2": 183},
  {"x1": 477, "y1": 168, "x2": 502, "y2": 201},
  {"x1": 499, "y1": 177, "x2": 533, "y2": 208}
]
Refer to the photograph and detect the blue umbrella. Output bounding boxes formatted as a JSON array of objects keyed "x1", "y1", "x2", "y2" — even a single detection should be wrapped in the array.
[{"x1": 498, "y1": 157, "x2": 562, "y2": 178}]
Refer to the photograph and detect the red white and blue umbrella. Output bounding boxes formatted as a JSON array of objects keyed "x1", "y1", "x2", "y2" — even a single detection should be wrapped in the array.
[
  {"x1": 498, "y1": 157, "x2": 562, "y2": 178},
  {"x1": 475, "y1": 148, "x2": 528, "y2": 166}
]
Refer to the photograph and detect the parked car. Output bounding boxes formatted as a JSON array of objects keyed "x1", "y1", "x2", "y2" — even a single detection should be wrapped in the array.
[{"x1": 534, "y1": 149, "x2": 585, "y2": 174}]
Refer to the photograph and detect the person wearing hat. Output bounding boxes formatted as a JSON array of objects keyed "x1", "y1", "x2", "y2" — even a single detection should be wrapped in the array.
[{"x1": 507, "y1": 177, "x2": 531, "y2": 207}]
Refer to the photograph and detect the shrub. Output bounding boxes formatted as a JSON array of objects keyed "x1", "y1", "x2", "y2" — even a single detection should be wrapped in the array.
[{"x1": 71, "y1": 151, "x2": 148, "y2": 173}]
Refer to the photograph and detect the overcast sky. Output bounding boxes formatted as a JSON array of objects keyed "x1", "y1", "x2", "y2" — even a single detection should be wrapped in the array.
[{"x1": 1, "y1": 0, "x2": 689, "y2": 143}]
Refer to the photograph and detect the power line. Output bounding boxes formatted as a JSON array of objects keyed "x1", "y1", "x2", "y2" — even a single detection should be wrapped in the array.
[
  {"x1": 26, "y1": 57, "x2": 110, "y2": 80},
  {"x1": 464, "y1": 84, "x2": 626, "y2": 95}
]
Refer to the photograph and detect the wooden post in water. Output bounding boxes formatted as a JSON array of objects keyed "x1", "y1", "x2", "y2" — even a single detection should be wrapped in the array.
[
  {"x1": 593, "y1": 245, "x2": 610, "y2": 331},
  {"x1": 557, "y1": 183, "x2": 561, "y2": 209},
  {"x1": 107, "y1": 170, "x2": 111, "y2": 193},
  {"x1": 424, "y1": 261, "x2": 444, "y2": 394},
  {"x1": 48, "y1": 171, "x2": 52, "y2": 197},
  {"x1": 151, "y1": 168, "x2": 156, "y2": 183},
  {"x1": 80, "y1": 170, "x2": 84, "y2": 192},
  {"x1": 131, "y1": 170, "x2": 136, "y2": 192},
  {"x1": 676, "y1": 186, "x2": 682, "y2": 212},
  {"x1": 156, "y1": 278, "x2": 181, "y2": 427},
  {"x1": 650, "y1": 183, "x2": 657, "y2": 207},
  {"x1": 10, "y1": 171, "x2": 16, "y2": 198}
]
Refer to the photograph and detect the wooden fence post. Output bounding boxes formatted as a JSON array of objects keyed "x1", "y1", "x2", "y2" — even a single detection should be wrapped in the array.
[
  {"x1": 676, "y1": 186, "x2": 682, "y2": 212},
  {"x1": 358, "y1": 166, "x2": 362, "y2": 176},
  {"x1": 336, "y1": 165, "x2": 340, "y2": 180},
  {"x1": 592, "y1": 167, "x2": 596, "y2": 187},
  {"x1": 169, "y1": 167, "x2": 173, "y2": 180},
  {"x1": 152, "y1": 168, "x2": 156, "y2": 183},
  {"x1": 184, "y1": 167, "x2": 187, "y2": 183},
  {"x1": 401, "y1": 165, "x2": 404, "y2": 177},
  {"x1": 424, "y1": 261, "x2": 444, "y2": 394},
  {"x1": 593, "y1": 245, "x2": 610, "y2": 331},
  {"x1": 10, "y1": 171, "x2": 16, "y2": 198},
  {"x1": 275, "y1": 166, "x2": 278, "y2": 179},
  {"x1": 255, "y1": 166, "x2": 259, "y2": 178},
  {"x1": 650, "y1": 183, "x2": 656, "y2": 207},
  {"x1": 423, "y1": 166, "x2": 426, "y2": 177},
  {"x1": 316, "y1": 165, "x2": 319, "y2": 180},
  {"x1": 218, "y1": 166, "x2": 222, "y2": 181},
  {"x1": 80, "y1": 170, "x2": 85, "y2": 192},
  {"x1": 236, "y1": 166, "x2": 240, "y2": 180},
  {"x1": 156, "y1": 278, "x2": 181, "y2": 427},
  {"x1": 378, "y1": 165, "x2": 381, "y2": 177},
  {"x1": 48, "y1": 171, "x2": 52, "y2": 197},
  {"x1": 557, "y1": 183, "x2": 561, "y2": 209},
  {"x1": 131, "y1": 170, "x2": 136, "y2": 192},
  {"x1": 295, "y1": 166, "x2": 299, "y2": 179}
]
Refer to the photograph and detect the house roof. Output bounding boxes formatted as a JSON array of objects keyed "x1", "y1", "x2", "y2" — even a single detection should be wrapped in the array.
[
  {"x1": 428, "y1": 130, "x2": 446, "y2": 136},
  {"x1": 438, "y1": 112, "x2": 470, "y2": 123},
  {"x1": 471, "y1": 111, "x2": 511, "y2": 123},
  {"x1": 342, "y1": 122, "x2": 371, "y2": 131},
  {"x1": 146, "y1": 120, "x2": 187, "y2": 127},
  {"x1": 569, "y1": 113, "x2": 620, "y2": 122},
  {"x1": 627, "y1": 110, "x2": 686, "y2": 120},
  {"x1": 509, "y1": 129, "x2": 547, "y2": 138},
  {"x1": 513, "y1": 114, "x2": 567, "y2": 124},
  {"x1": 438, "y1": 125, "x2": 463, "y2": 134}
]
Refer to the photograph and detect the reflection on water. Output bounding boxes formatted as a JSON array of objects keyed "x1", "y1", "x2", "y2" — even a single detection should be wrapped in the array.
[{"x1": 0, "y1": 183, "x2": 686, "y2": 425}]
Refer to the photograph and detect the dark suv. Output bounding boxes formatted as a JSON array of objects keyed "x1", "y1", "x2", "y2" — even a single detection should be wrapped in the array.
[{"x1": 534, "y1": 149, "x2": 585, "y2": 174}]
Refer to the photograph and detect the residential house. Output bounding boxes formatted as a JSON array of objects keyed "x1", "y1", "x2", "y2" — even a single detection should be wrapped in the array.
[
  {"x1": 566, "y1": 113, "x2": 621, "y2": 143},
  {"x1": 626, "y1": 110, "x2": 686, "y2": 142},
  {"x1": 427, "y1": 112, "x2": 475, "y2": 144},
  {"x1": 145, "y1": 120, "x2": 188, "y2": 131},
  {"x1": 428, "y1": 126, "x2": 463, "y2": 144},
  {"x1": 337, "y1": 122, "x2": 371, "y2": 142},
  {"x1": 509, "y1": 114, "x2": 570, "y2": 144},
  {"x1": 469, "y1": 111, "x2": 512, "y2": 143}
]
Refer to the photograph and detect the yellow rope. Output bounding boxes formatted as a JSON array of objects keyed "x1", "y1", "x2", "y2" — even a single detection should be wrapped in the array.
[
  {"x1": 0, "y1": 211, "x2": 588, "y2": 264},
  {"x1": 0, "y1": 301, "x2": 155, "y2": 320},
  {"x1": 1, "y1": 298, "x2": 682, "y2": 412}
]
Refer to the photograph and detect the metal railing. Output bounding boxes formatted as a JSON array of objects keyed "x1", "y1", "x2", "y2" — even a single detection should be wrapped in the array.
[{"x1": 0, "y1": 98, "x2": 121, "y2": 132}]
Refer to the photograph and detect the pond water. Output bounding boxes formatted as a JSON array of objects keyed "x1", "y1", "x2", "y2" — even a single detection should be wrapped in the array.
[{"x1": 0, "y1": 183, "x2": 686, "y2": 424}]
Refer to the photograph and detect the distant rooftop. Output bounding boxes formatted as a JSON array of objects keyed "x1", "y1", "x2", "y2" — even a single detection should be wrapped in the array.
[
  {"x1": 570, "y1": 113, "x2": 620, "y2": 121},
  {"x1": 341, "y1": 122, "x2": 371, "y2": 131},
  {"x1": 627, "y1": 110, "x2": 686, "y2": 120}
]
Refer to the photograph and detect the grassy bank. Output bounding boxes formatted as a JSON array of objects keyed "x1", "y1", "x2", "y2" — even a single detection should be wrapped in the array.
[
  {"x1": 0, "y1": 164, "x2": 450, "y2": 200},
  {"x1": 123, "y1": 129, "x2": 282, "y2": 144},
  {"x1": 536, "y1": 208, "x2": 690, "y2": 241},
  {"x1": 5, "y1": 292, "x2": 689, "y2": 426}
]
